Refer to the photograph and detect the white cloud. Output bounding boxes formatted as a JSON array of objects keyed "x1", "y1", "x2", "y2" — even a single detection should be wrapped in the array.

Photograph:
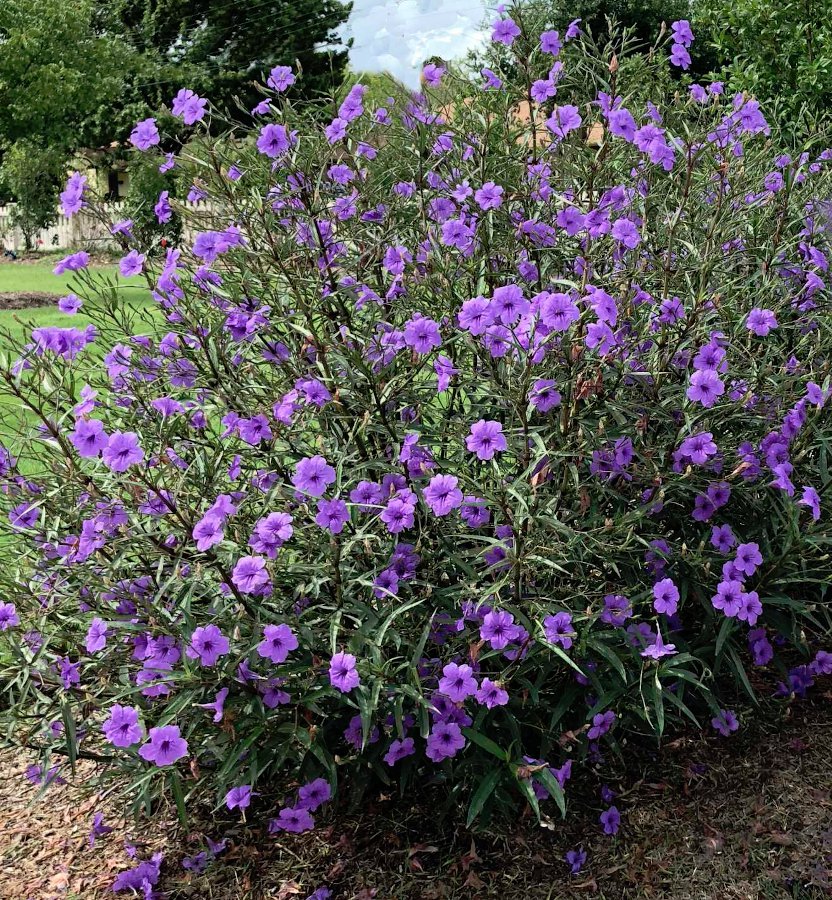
[{"x1": 339, "y1": 0, "x2": 491, "y2": 89}]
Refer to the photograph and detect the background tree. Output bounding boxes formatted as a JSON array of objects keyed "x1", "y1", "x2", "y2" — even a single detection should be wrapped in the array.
[
  {"x1": 0, "y1": 143, "x2": 67, "y2": 250},
  {"x1": 692, "y1": 0, "x2": 832, "y2": 137}
]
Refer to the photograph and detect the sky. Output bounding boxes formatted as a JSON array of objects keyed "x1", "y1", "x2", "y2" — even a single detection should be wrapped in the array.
[{"x1": 339, "y1": 0, "x2": 492, "y2": 89}]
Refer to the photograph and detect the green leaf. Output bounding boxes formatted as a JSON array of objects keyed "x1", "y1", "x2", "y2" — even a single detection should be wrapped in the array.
[
  {"x1": 461, "y1": 726, "x2": 509, "y2": 761},
  {"x1": 466, "y1": 769, "x2": 501, "y2": 827},
  {"x1": 533, "y1": 767, "x2": 567, "y2": 818},
  {"x1": 169, "y1": 770, "x2": 189, "y2": 827}
]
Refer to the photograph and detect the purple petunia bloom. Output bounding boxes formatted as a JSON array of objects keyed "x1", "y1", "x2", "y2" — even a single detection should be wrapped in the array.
[
  {"x1": 270, "y1": 805, "x2": 315, "y2": 833},
  {"x1": 491, "y1": 17, "x2": 521, "y2": 45},
  {"x1": 711, "y1": 709, "x2": 739, "y2": 736},
  {"x1": 268, "y1": 65, "x2": 296, "y2": 91},
  {"x1": 85, "y1": 617, "x2": 108, "y2": 653},
  {"x1": 130, "y1": 118, "x2": 160, "y2": 150},
  {"x1": 102, "y1": 432, "x2": 144, "y2": 472},
  {"x1": 58, "y1": 293, "x2": 82, "y2": 314},
  {"x1": 256, "y1": 123, "x2": 292, "y2": 158},
  {"x1": 425, "y1": 721, "x2": 466, "y2": 762},
  {"x1": 139, "y1": 725, "x2": 188, "y2": 766},
  {"x1": 588, "y1": 710, "x2": 615, "y2": 740},
  {"x1": 799, "y1": 485, "x2": 821, "y2": 521},
  {"x1": 384, "y1": 737, "x2": 416, "y2": 766},
  {"x1": 546, "y1": 105, "x2": 582, "y2": 139},
  {"x1": 423, "y1": 474, "x2": 463, "y2": 516},
  {"x1": 687, "y1": 369, "x2": 725, "y2": 408},
  {"x1": 529, "y1": 378, "x2": 562, "y2": 411},
  {"x1": 69, "y1": 419, "x2": 108, "y2": 458},
  {"x1": 734, "y1": 542, "x2": 762, "y2": 576},
  {"x1": 652, "y1": 578, "x2": 679, "y2": 615},
  {"x1": 119, "y1": 250, "x2": 145, "y2": 278},
  {"x1": 565, "y1": 847, "x2": 586, "y2": 874},
  {"x1": 466, "y1": 420, "x2": 507, "y2": 461},
  {"x1": 102, "y1": 704, "x2": 143, "y2": 748},
  {"x1": 298, "y1": 778, "x2": 332, "y2": 811},
  {"x1": 188, "y1": 625, "x2": 230, "y2": 667},
  {"x1": 641, "y1": 630, "x2": 677, "y2": 659},
  {"x1": 439, "y1": 662, "x2": 478, "y2": 702},
  {"x1": 476, "y1": 678, "x2": 509, "y2": 708},
  {"x1": 225, "y1": 784, "x2": 253, "y2": 810},
  {"x1": 711, "y1": 523, "x2": 736, "y2": 553},
  {"x1": 480, "y1": 610, "x2": 521, "y2": 650},
  {"x1": 257, "y1": 624, "x2": 298, "y2": 664},
  {"x1": 315, "y1": 498, "x2": 350, "y2": 534},
  {"x1": 329, "y1": 651, "x2": 360, "y2": 693},
  {"x1": 292, "y1": 456, "x2": 336, "y2": 497},
  {"x1": 746, "y1": 308, "x2": 778, "y2": 336},
  {"x1": 475, "y1": 181, "x2": 504, "y2": 210},
  {"x1": 231, "y1": 555, "x2": 270, "y2": 594},
  {"x1": 0, "y1": 602, "x2": 19, "y2": 631},
  {"x1": 172, "y1": 88, "x2": 207, "y2": 125},
  {"x1": 600, "y1": 806, "x2": 621, "y2": 835},
  {"x1": 543, "y1": 611, "x2": 575, "y2": 649},
  {"x1": 403, "y1": 315, "x2": 442, "y2": 354}
]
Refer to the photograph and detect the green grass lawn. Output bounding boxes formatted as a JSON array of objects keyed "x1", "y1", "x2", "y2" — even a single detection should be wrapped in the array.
[{"x1": 0, "y1": 257, "x2": 155, "y2": 344}]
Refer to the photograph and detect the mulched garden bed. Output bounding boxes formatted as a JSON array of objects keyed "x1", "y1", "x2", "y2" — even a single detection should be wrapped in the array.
[
  {"x1": 0, "y1": 292, "x2": 59, "y2": 310},
  {"x1": 2, "y1": 699, "x2": 830, "y2": 899}
]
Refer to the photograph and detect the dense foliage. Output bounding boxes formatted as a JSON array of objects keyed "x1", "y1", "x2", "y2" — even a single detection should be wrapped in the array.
[
  {"x1": 693, "y1": 0, "x2": 832, "y2": 136},
  {"x1": 1, "y1": 10, "x2": 831, "y2": 846}
]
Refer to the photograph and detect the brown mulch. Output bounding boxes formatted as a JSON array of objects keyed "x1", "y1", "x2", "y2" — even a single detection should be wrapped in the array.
[
  {"x1": 1, "y1": 700, "x2": 831, "y2": 899},
  {"x1": 0, "y1": 292, "x2": 58, "y2": 309}
]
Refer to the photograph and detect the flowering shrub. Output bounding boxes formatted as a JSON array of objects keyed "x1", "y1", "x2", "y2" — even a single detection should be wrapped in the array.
[{"x1": 1, "y1": 7, "x2": 831, "y2": 836}]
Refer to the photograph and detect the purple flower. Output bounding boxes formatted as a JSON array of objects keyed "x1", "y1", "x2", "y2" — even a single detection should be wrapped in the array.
[
  {"x1": 292, "y1": 456, "x2": 336, "y2": 497},
  {"x1": 641, "y1": 630, "x2": 677, "y2": 659},
  {"x1": 102, "y1": 432, "x2": 144, "y2": 472},
  {"x1": 139, "y1": 725, "x2": 188, "y2": 766},
  {"x1": 60, "y1": 172, "x2": 87, "y2": 216},
  {"x1": 193, "y1": 514, "x2": 224, "y2": 551},
  {"x1": 439, "y1": 662, "x2": 478, "y2": 702},
  {"x1": 225, "y1": 784, "x2": 253, "y2": 810},
  {"x1": 588, "y1": 710, "x2": 615, "y2": 740},
  {"x1": 799, "y1": 485, "x2": 821, "y2": 521},
  {"x1": 257, "y1": 624, "x2": 298, "y2": 664},
  {"x1": 734, "y1": 542, "x2": 762, "y2": 576},
  {"x1": 687, "y1": 369, "x2": 725, "y2": 408},
  {"x1": 529, "y1": 378, "x2": 562, "y2": 411},
  {"x1": 384, "y1": 737, "x2": 416, "y2": 766},
  {"x1": 270, "y1": 805, "x2": 315, "y2": 833},
  {"x1": 423, "y1": 474, "x2": 463, "y2": 516},
  {"x1": 88, "y1": 812, "x2": 113, "y2": 848},
  {"x1": 58, "y1": 293, "x2": 82, "y2": 314},
  {"x1": 480, "y1": 610, "x2": 521, "y2": 649},
  {"x1": 476, "y1": 678, "x2": 509, "y2": 708},
  {"x1": 710, "y1": 523, "x2": 736, "y2": 553},
  {"x1": 315, "y1": 498, "x2": 350, "y2": 534},
  {"x1": 711, "y1": 709, "x2": 739, "y2": 736},
  {"x1": 119, "y1": 250, "x2": 145, "y2": 278},
  {"x1": 425, "y1": 721, "x2": 466, "y2": 762},
  {"x1": 543, "y1": 611, "x2": 575, "y2": 649},
  {"x1": 541, "y1": 30, "x2": 562, "y2": 55},
  {"x1": 600, "y1": 806, "x2": 621, "y2": 835},
  {"x1": 85, "y1": 618, "x2": 108, "y2": 653},
  {"x1": 231, "y1": 555, "x2": 270, "y2": 594},
  {"x1": 256, "y1": 123, "x2": 291, "y2": 158},
  {"x1": 0, "y1": 602, "x2": 19, "y2": 631},
  {"x1": 652, "y1": 578, "x2": 679, "y2": 615},
  {"x1": 268, "y1": 65, "x2": 295, "y2": 91},
  {"x1": 474, "y1": 181, "x2": 504, "y2": 210},
  {"x1": 130, "y1": 117, "x2": 160, "y2": 150},
  {"x1": 69, "y1": 419, "x2": 108, "y2": 458},
  {"x1": 102, "y1": 704, "x2": 143, "y2": 748},
  {"x1": 172, "y1": 88, "x2": 207, "y2": 125},
  {"x1": 491, "y1": 285, "x2": 529, "y2": 323},
  {"x1": 403, "y1": 315, "x2": 442, "y2": 354},
  {"x1": 611, "y1": 218, "x2": 640, "y2": 249},
  {"x1": 491, "y1": 17, "x2": 521, "y2": 45},
  {"x1": 458, "y1": 296, "x2": 495, "y2": 335},
  {"x1": 188, "y1": 625, "x2": 230, "y2": 667},
  {"x1": 746, "y1": 308, "x2": 778, "y2": 336},
  {"x1": 298, "y1": 778, "x2": 332, "y2": 811},
  {"x1": 670, "y1": 44, "x2": 691, "y2": 69},
  {"x1": 329, "y1": 651, "x2": 360, "y2": 693},
  {"x1": 546, "y1": 105, "x2": 582, "y2": 139},
  {"x1": 565, "y1": 847, "x2": 586, "y2": 874},
  {"x1": 466, "y1": 419, "x2": 507, "y2": 461}
]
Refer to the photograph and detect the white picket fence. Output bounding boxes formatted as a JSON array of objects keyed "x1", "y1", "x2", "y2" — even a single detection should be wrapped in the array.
[{"x1": 0, "y1": 201, "x2": 220, "y2": 253}]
